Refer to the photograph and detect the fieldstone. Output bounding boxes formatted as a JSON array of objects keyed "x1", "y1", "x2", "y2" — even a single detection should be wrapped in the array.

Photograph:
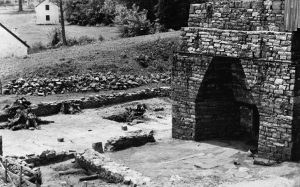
[
  {"x1": 104, "y1": 130, "x2": 155, "y2": 152},
  {"x1": 121, "y1": 125, "x2": 128, "y2": 131},
  {"x1": 253, "y1": 158, "x2": 277, "y2": 166},
  {"x1": 57, "y1": 138, "x2": 64, "y2": 142},
  {"x1": 92, "y1": 142, "x2": 104, "y2": 153}
]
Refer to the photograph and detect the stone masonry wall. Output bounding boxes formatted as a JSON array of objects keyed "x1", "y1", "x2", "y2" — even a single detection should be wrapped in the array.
[
  {"x1": 172, "y1": 53, "x2": 297, "y2": 161},
  {"x1": 172, "y1": 0, "x2": 300, "y2": 162},
  {"x1": 189, "y1": 0, "x2": 285, "y2": 31},
  {"x1": 181, "y1": 27, "x2": 292, "y2": 61}
]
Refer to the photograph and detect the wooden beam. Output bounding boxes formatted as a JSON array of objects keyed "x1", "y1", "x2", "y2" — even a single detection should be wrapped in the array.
[
  {"x1": 0, "y1": 136, "x2": 2, "y2": 156},
  {"x1": 79, "y1": 174, "x2": 99, "y2": 182}
]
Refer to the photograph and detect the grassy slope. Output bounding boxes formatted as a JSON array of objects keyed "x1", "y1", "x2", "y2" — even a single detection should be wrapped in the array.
[
  {"x1": 1, "y1": 31, "x2": 180, "y2": 83},
  {"x1": 0, "y1": 31, "x2": 180, "y2": 107}
]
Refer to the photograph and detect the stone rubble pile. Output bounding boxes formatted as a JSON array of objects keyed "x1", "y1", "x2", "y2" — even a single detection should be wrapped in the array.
[
  {"x1": 6, "y1": 150, "x2": 75, "y2": 168},
  {"x1": 0, "y1": 98, "x2": 53, "y2": 131},
  {"x1": 3, "y1": 72, "x2": 171, "y2": 96},
  {"x1": 23, "y1": 150, "x2": 75, "y2": 167},
  {"x1": 104, "y1": 103, "x2": 147, "y2": 123}
]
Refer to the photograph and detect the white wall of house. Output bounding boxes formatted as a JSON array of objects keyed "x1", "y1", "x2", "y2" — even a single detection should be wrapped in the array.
[
  {"x1": 0, "y1": 26, "x2": 28, "y2": 58},
  {"x1": 35, "y1": 0, "x2": 59, "y2": 25}
]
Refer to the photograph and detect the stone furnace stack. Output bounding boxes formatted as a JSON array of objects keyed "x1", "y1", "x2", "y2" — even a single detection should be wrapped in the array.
[{"x1": 172, "y1": 0, "x2": 300, "y2": 161}]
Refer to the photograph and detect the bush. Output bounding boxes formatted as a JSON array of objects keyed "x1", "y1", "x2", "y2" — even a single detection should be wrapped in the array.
[
  {"x1": 98, "y1": 34, "x2": 105, "y2": 41},
  {"x1": 100, "y1": 0, "x2": 118, "y2": 25},
  {"x1": 27, "y1": 3, "x2": 35, "y2": 9},
  {"x1": 77, "y1": 36, "x2": 96, "y2": 45},
  {"x1": 47, "y1": 27, "x2": 96, "y2": 48},
  {"x1": 65, "y1": 0, "x2": 118, "y2": 26},
  {"x1": 118, "y1": 0, "x2": 158, "y2": 22},
  {"x1": 47, "y1": 27, "x2": 62, "y2": 47},
  {"x1": 29, "y1": 42, "x2": 47, "y2": 54},
  {"x1": 115, "y1": 5, "x2": 152, "y2": 37}
]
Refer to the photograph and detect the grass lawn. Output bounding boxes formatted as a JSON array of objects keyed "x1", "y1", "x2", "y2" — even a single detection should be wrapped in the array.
[{"x1": 0, "y1": 6, "x2": 120, "y2": 46}]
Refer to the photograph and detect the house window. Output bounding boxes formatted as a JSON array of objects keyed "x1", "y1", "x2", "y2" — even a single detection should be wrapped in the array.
[
  {"x1": 46, "y1": 15, "x2": 50, "y2": 21},
  {"x1": 45, "y1": 5, "x2": 49, "y2": 10}
]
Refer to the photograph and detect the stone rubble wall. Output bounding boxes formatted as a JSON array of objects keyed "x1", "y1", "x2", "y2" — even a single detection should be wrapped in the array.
[
  {"x1": 0, "y1": 87, "x2": 171, "y2": 123},
  {"x1": 104, "y1": 130, "x2": 155, "y2": 152},
  {"x1": 7, "y1": 150, "x2": 75, "y2": 167},
  {"x1": 189, "y1": 0, "x2": 285, "y2": 32},
  {"x1": 2, "y1": 73, "x2": 170, "y2": 96},
  {"x1": 181, "y1": 27, "x2": 292, "y2": 61},
  {"x1": 75, "y1": 149, "x2": 151, "y2": 186}
]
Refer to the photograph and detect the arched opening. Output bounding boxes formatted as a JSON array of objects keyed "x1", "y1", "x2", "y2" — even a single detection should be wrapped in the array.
[{"x1": 195, "y1": 57, "x2": 259, "y2": 148}]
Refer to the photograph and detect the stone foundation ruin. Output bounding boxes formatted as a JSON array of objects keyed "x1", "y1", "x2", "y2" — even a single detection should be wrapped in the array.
[{"x1": 172, "y1": 0, "x2": 300, "y2": 161}]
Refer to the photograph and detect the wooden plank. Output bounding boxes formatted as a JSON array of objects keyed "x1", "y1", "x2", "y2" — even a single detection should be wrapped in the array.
[
  {"x1": 19, "y1": 166, "x2": 22, "y2": 187},
  {"x1": 285, "y1": 0, "x2": 300, "y2": 31},
  {"x1": 79, "y1": 175, "x2": 99, "y2": 182},
  {"x1": 6, "y1": 169, "x2": 35, "y2": 187}
]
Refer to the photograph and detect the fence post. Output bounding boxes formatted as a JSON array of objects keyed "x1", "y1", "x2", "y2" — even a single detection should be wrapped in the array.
[
  {"x1": 4, "y1": 159, "x2": 7, "y2": 183},
  {"x1": 0, "y1": 79, "x2": 2, "y2": 95},
  {"x1": 0, "y1": 136, "x2": 2, "y2": 158},
  {"x1": 35, "y1": 173, "x2": 41, "y2": 187},
  {"x1": 19, "y1": 166, "x2": 22, "y2": 187}
]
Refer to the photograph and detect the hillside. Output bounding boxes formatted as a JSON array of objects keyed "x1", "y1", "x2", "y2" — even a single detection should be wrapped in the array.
[{"x1": 0, "y1": 31, "x2": 180, "y2": 84}]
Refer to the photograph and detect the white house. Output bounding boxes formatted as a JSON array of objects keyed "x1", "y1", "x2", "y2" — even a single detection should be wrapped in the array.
[
  {"x1": 35, "y1": 0, "x2": 59, "y2": 25},
  {"x1": 0, "y1": 23, "x2": 29, "y2": 58}
]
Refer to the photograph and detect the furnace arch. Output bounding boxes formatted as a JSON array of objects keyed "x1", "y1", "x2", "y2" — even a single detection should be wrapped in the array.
[{"x1": 195, "y1": 57, "x2": 259, "y2": 147}]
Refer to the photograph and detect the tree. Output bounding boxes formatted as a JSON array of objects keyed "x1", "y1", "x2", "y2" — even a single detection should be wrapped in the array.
[
  {"x1": 155, "y1": 0, "x2": 190, "y2": 30},
  {"x1": 118, "y1": 0, "x2": 158, "y2": 22},
  {"x1": 58, "y1": 0, "x2": 67, "y2": 45},
  {"x1": 18, "y1": 0, "x2": 23, "y2": 12},
  {"x1": 155, "y1": 0, "x2": 207, "y2": 30},
  {"x1": 51, "y1": 0, "x2": 68, "y2": 45}
]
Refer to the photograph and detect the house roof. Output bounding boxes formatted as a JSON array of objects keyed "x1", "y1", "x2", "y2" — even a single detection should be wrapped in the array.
[
  {"x1": 35, "y1": 0, "x2": 45, "y2": 7},
  {"x1": 35, "y1": 0, "x2": 57, "y2": 8},
  {"x1": 0, "y1": 23, "x2": 30, "y2": 48}
]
